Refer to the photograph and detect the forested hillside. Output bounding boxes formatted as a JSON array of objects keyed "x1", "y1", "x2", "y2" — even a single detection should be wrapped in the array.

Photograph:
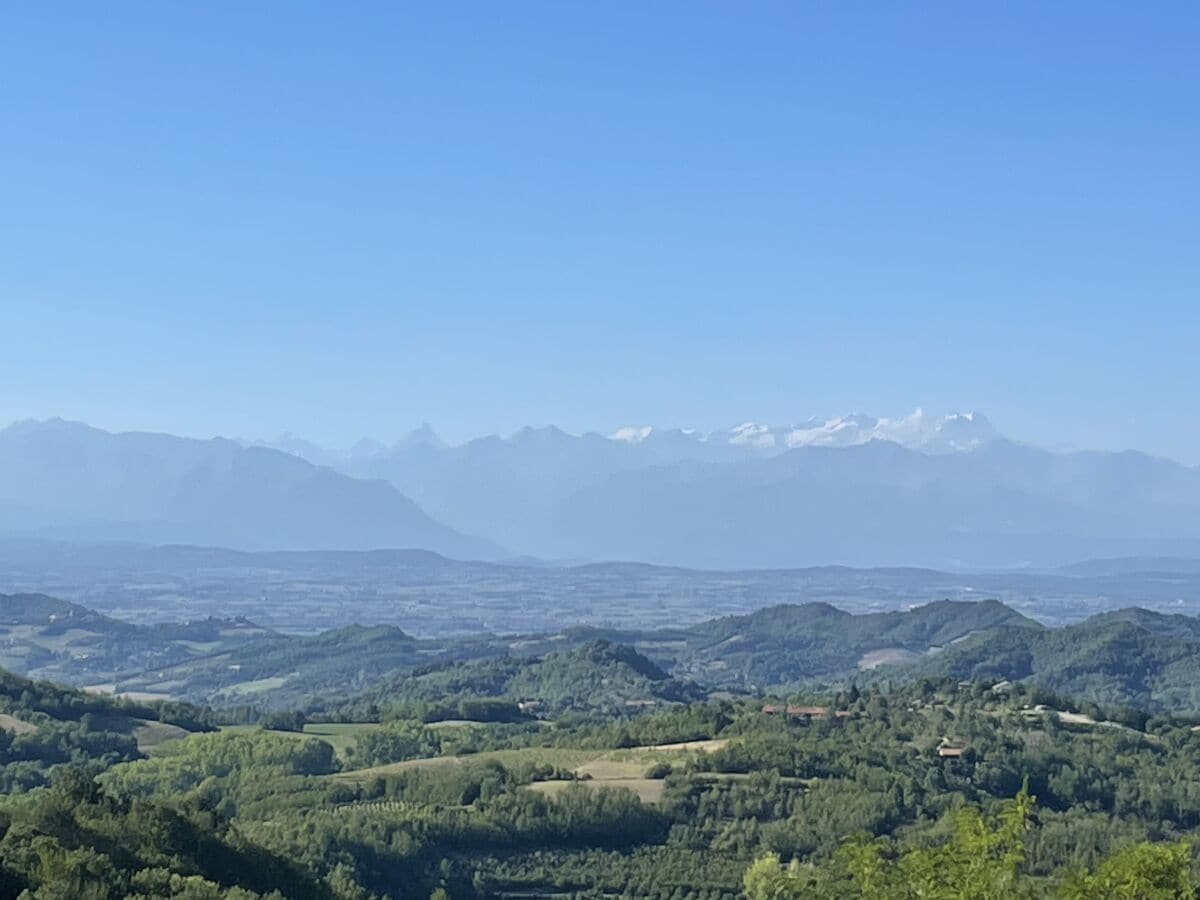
[
  {"x1": 0, "y1": 591, "x2": 274, "y2": 688},
  {"x1": 669, "y1": 598, "x2": 1040, "y2": 688},
  {"x1": 0, "y1": 667, "x2": 211, "y2": 791},
  {"x1": 328, "y1": 640, "x2": 706, "y2": 722},
  {"x1": 3, "y1": 674, "x2": 1199, "y2": 897},
  {"x1": 908, "y1": 611, "x2": 1200, "y2": 713}
]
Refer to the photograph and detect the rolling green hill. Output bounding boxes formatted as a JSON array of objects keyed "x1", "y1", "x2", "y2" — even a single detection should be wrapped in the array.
[
  {"x1": 903, "y1": 611, "x2": 1200, "y2": 713},
  {"x1": 0, "y1": 665, "x2": 210, "y2": 791},
  {"x1": 667, "y1": 598, "x2": 1041, "y2": 689},
  {"x1": 109, "y1": 622, "x2": 508, "y2": 709},
  {"x1": 75, "y1": 677, "x2": 1200, "y2": 899},
  {"x1": 330, "y1": 640, "x2": 706, "y2": 720},
  {"x1": 0, "y1": 591, "x2": 275, "y2": 690},
  {"x1": 14, "y1": 589, "x2": 1200, "y2": 717}
]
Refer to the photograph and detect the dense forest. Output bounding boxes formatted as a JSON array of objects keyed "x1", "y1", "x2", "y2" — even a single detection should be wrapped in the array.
[
  {"x1": 3, "y1": 657, "x2": 1200, "y2": 897},
  {"x1": 9, "y1": 593, "x2": 1200, "y2": 896}
]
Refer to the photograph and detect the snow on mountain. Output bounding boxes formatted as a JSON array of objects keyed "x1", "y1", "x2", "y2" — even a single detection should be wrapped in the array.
[
  {"x1": 606, "y1": 410, "x2": 999, "y2": 455},
  {"x1": 611, "y1": 425, "x2": 653, "y2": 444},
  {"x1": 778, "y1": 409, "x2": 998, "y2": 453},
  {"x1": 260, "y1": 409, "x2": 997, "y2": 466}
]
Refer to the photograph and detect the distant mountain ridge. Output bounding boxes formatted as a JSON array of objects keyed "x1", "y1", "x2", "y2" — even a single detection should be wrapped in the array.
[
  {"x1": 9, "y1": 415, "x2": 1200, "y2": 568},
  {"x1": 255, "y1": 409, "x2": 999, "y2": 459},
  {"x1": 0, "y1": 419, "x2": 500, "y2": 559},
  {"x1": 324, "y1": 429, "x2": 1200, "y2": 569}
]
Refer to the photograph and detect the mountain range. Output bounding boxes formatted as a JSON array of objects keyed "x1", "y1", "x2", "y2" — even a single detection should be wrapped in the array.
[
  {"x1": 5, "y1": 414, "x2": 1200, "y2": 569},
  {"x1": 263, "y1": 412, "x2": 1200, "y2": 569},
  {"x1": 255, "y1": 409, "x2": 1000, "y2": 461},
  {"x1": 0, "y1": 419, "x2": 497, "y2": 559}
]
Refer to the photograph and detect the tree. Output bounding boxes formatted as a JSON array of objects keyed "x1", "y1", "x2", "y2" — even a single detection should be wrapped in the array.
[
  {"x1": 742, "y1": 852, "x2": 839, "y2": 898},
  {"x1": 743, "y1": 787, "x2": 1036, "y2": 899},
  {"x1": 1059, "y1": 841, "x2": 1194, "y2": 900}
]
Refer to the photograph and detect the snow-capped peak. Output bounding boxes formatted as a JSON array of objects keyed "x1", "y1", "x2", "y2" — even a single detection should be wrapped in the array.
[
  {"x1": 611, "y1": 425, "x2": 653, "y2": 444},
  {"x1": 727, "y1": 422, "x2": 778, "y2": 449},
  {"x1": 711, "y1": 410, "x2": 998, "y2": 454}
]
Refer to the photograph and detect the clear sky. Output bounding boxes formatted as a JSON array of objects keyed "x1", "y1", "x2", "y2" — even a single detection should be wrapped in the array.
[{"x1": 3, "y1": 3, "x2": 1197, "y2": 460}]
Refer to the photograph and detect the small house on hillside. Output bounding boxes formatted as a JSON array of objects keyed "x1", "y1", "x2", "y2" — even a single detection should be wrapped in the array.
[
  {"x1": 937, "y1": 737, "x2": 967, "y2": 758},
  {"x1": 787, "y1": 705, "x2": 830, "y2": 718}
]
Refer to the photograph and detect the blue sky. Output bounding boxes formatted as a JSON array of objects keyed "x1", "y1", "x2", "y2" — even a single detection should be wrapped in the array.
[{"x1": 3, "y1": 2, "x2": 1197, "y2": 460}]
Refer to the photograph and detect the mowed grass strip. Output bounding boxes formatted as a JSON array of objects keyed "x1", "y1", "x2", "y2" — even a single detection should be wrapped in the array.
[
  {"x1": 0, "y1": 713, "x2": 38, "y2": 735},
  {"x1": 528, "y1": 777, "x2": 665, "y2": 803},
  {"x1": 132, "y1": 720, "x2": 192, "y2": 752},
  {"x1": 300, "y1": 722, "x2": 384, "y2": 756}
]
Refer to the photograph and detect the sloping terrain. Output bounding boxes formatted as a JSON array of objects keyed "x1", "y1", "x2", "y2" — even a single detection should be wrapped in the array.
[
  {"x1": 656, "y1": 598, "x2": 1041, "y2": 689},
  {"x1": 11, "y1": 588, "x2": 1200, "y2": 715},
  {"x1": 0, "y1": 592, "x2": 275, "y2": 688},
  {"x1": 115, "y1": 623, "x2": 503, "y2": 709},
  {"x1": 0, "y1": 665, "x2": 210, "y2": 789},
  {"x1": 0, "y1": 419, "x2": 499, "y2": 558},
  {"x1": 906, "y1": 610, "x2": 1200, "y2": 713},
  {"x1": 328, "y1": 640, "x2": 706, "y2": 719}
]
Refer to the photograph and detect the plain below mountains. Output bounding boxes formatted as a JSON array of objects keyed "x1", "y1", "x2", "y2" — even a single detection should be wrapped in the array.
[{"x1": 0, "y1": 419, "x2": 499, "y2": 558}]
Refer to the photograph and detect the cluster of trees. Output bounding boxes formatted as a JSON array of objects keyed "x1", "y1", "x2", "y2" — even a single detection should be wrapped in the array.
[
  {"x1": 743, "y1": 788, "x2": 1195, "y2": 898},
  {"x1": 0, "y1": 767, "x2": 335, "y2": 899}
]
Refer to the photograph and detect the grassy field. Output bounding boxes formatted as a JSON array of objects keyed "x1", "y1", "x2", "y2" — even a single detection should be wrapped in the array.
[
  {"x1": 301, "y1": 722, "x2": 384, "y2": 755},
  {"x1": 131, "y1": 719, "x2": 192, "y2": 752},
  {"x1": 213, "y1": 676, "x2": 290, "y2": 698},
  {"x1": 0, "y1": 713, "x2": 37, "y2": 735},
  {"x1": 335, "y1": 737, "x2": 731, "y2": 804},
  {"x1": 528, "y1": 776, "x2": 666, "y2": 803}
]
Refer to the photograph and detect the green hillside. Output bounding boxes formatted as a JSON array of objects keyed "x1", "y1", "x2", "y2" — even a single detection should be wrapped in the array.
[
  {"x1": 16, "y1": 591, "x2": 1200, "y2": 719},
  {"x1": 0, "y1": 591, "x2": 275, "y2": 691},
  {"x1": 63, "y1": 677, "x2": 1200, "y2": 899},
  {"x1": 904, "y1": 611, "x2": 1200, "y2": 713},
  {"x1": 111, "y1": 623, "x2": 509, "y2": 710},
  {"x1": 0, "y1": 666, "x2": 210, "y2": 791},
  {"x1": 672, "y1": 598, "x2": 1040, "y2": 688},
  {"x1": 330, "y1": 640, "x2": 706, "y2": 721}
]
